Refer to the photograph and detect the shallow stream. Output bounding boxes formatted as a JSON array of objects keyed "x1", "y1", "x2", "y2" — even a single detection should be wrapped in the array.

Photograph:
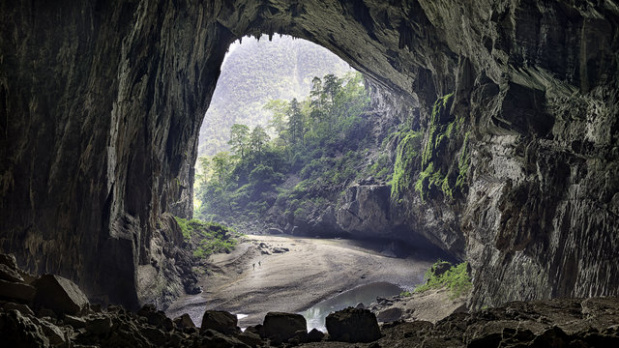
[{"x1": 298, "y1": 281, "x2": 403, "y2": 332}]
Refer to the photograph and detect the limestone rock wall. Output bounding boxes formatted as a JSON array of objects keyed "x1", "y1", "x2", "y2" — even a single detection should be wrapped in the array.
[
  {"x1": 1, "y1": 0, "x2": 618, "y2": 308},
  {"x1": 0, "y1": 1, "x2": 234, "y2": 308}
]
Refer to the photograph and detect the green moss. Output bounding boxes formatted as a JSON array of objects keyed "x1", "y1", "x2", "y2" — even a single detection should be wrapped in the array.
[
  {"x1": 415, "y1": 261, "x2": 472, "y2": 299},
  {"x1": 415, "y1": 93, "x2": 473, "y2": 201},
  {"x1": 390, "y1": 130, "x2": 422, "y2": 199},
  {"x1": 422, "y1": 93, "x2": 454, "y2": 169},
  {"x1": 415, "y1": 162, "x2": 451, "y2": 201}
]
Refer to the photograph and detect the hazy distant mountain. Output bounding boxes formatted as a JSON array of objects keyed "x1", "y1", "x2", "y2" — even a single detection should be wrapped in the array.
[{"x1": 198, "y1": 35, "x2": 351, "y2": 157}]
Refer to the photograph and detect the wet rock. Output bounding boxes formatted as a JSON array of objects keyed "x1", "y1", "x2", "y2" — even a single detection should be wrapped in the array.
[
  {"x1": 0, "y1": 278, "x2": 36, "y2": 303},
  {"x1": 200, "y1": 310, "x2": 239, "y2": 335},
  {"x1": 33, "y1": 274, "x2": 90, "y2": 316},
  {"x1": 261, "y1": 312, "x2": 307, "y2": 343},
  {"x1": 173, "y1": 313, "x2": 196, "y2": 330},
  {"x1": 326, "y1": 307, "x2": 382, "y2": 343}
]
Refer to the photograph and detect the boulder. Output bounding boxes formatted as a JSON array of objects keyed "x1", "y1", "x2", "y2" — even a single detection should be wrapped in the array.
[
  {"x1": 238, "y1": 330, "x2": 263, "y2": 347},
  {"x1": 173, "y1": 313, "x2": 196, "y2": 330},
  {"x1": 0, "y1": 309, "x2": 50, "y2": 347},
  {"x1": 0, "y1": 253, "x2": 18, "y2": 269},
  {"x1": 429, "y1": 261, "x2": 452, "y2": 278},
  {"x1": 33, "y1": 274, "x2": 90, "y2": 316},
  {"x1": 0, "y1": 278, "x2": 36, "y2": 303},
  {"x1": 0, "y1": 263, "x2": 24, "y2": 282},
  {"x1": 200, "y1": 310, "x2": 239, "y2": 335},
  {"x1": 85, "y1": 316, "x2": 113, "y2": 336},
  {"x1": 326, "y1": 307, "x2": 382, "y2": 343},
  {"x1": 377, "y1": 307, "x2": 403, "y2": 323},
  {"x1": 142, "y1": 327, "x2": 168, "y2": 346},
  {"x1": 63, "y1": 314, "x2": 87, "y2": 328},
  {"x1": 34, "y1": 317, "x2": 66, "y2": 345},
  {"x1": 307, "y1": 328, "x2": 325, "y2": 342},
  {"x1": 262, "y1": 312, "x2": 307, "y2": 343},
  {"x1": 2, "y1": 302, "x2": 35, "y2": 316},
  {"x1": 201, "y1": 329, "x2": 250, "y2": 348},
  {"x1": 272, "y1": 247, "x2": 289, "y2": 253},
  {"x1": 137, "y1": 304, "x2": 170, "y2": 328}
]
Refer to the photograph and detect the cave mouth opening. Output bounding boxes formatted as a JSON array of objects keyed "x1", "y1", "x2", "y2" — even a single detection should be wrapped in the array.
[
  {"x1": 168, "y1": 33, "x2": 453, "y2": 326},
  {"x1": 193, "y1": 33, "x2": 354, "y2": 231},
  {"x1": 191, "y1": 32, "x2": 443, "y2": 256}
]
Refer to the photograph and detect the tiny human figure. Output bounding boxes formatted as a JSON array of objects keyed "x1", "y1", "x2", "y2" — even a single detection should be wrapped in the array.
[
  {"x1": 258, "y1": 261, "x2": 261, "y2": 267},
  {"x1": 253, "y1": 263, "x2": 255, "y2": 269}
]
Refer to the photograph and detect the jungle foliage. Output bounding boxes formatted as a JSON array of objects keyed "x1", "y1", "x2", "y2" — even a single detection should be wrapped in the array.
[
  {"x1": 195, "y1": 72, "x2": 372, "y2": 223},
  {"x1": 174, "y1": 217, "x2": 240, "y2": 258}
]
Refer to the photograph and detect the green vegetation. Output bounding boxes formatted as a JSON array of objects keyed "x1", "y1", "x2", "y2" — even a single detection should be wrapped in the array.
[
  {"x1": 413, "y1": 93, "x2": 470, "y2": 201},
  {"x1": 414, "y1": 261, "x2": 472, "y2": 299},
  {"x1": 199, "y1": 36, "x2": 351, "y2": 157},
  {"x1": 390, "y1": 129, "x2": 422, "y2": 199},
  {"x1": 194, "y1": 72, "x2": 372, "y2": 224},
  {"x1": 174, "y1": 217, "x2": 239, "y2": 258}
]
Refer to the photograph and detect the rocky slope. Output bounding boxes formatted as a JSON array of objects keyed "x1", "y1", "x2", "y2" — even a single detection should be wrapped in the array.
[
  {"x1": 1, "y1": 0, "x2": 618, "y2": 309},
  {"x1": 2, "y1": 253, "x2": 618, "y2": 347}
]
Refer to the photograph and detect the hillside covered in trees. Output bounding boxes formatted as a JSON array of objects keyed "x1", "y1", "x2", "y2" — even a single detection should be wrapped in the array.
[
  {"x1": 195, "y1": 72, "x2": 379, "y2": 226},
  {"x1": 199, "y1": 35, "x2": 351, "y2": 157}
]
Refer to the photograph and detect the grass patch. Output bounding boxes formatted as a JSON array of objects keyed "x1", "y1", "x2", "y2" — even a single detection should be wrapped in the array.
[
  {"x1": 414, "y1": 261, "x2": 472, "y2": 299},
  {"x1": 174, "y1": 217, "x2": 239, "y2": 258}
]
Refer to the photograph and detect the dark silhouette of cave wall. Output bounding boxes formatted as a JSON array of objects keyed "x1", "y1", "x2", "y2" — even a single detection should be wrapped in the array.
[{"x1": 1, "y1": 0, "x2": 618, "y2": 308}]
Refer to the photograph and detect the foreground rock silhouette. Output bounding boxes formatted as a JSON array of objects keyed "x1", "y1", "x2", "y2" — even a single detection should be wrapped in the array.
[{"x1": 1, "y1": 253, "x2": 619, "y2": 347}]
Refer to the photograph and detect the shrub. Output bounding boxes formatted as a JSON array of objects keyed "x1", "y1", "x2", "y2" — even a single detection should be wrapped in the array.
[
  {"x1": 174, "y1": 216, "x2": 239, "y2": 258},
  {"x1": 415, "y1": 261, "x2": 472, "y2": 299}
]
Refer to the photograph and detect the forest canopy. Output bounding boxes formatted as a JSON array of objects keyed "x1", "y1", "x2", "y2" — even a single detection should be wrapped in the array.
[{"x1": 194, "y1": 71, "x2": 371, "y2": 223}]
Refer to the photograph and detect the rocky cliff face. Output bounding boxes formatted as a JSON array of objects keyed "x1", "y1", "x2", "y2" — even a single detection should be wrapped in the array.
[{"x1": 1, "y1": 0, "x2": 618, "y2": 309}]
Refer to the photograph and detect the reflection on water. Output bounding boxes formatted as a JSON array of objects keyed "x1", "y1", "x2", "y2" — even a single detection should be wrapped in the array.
[{"x1": 298, "y1": 282, "x2": 402, "y2": 332}]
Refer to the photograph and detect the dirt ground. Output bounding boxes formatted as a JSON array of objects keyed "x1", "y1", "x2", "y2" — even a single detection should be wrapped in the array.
[{"x1": 165, "y1": 235, "x2": 436, "y2": 327}]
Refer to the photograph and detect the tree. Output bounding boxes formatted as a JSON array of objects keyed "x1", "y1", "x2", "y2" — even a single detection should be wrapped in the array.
[
  {"x1": 211, "y1": 152, "x2": 234, "y2": 184},
  {"x1": 228, "y1": 124, "x2": 250, "y2": 160},
  {"x1": 264, "y1": 99, "x2": 290, "y2": 145},
  {"x1": 250, "y1": 125, "x2": 270, "y2": 162},
  {"x1": 195, "y1": 157, "x2": 211, "y2": 188},
  {"x1": 322, "y1": 74, "x2": 342, "y2": 104},
  {"x1": 288, "y1": 98, "x2": 305, "y2": 145}
]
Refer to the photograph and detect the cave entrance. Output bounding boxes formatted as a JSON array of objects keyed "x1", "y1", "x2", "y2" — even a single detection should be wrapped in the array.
[
  {"x1": 193, "y1": 34, "x2": 357, "y2": 227},
  {"x1": 170, "y1": 34, "x2": 447, "y2": 328}
]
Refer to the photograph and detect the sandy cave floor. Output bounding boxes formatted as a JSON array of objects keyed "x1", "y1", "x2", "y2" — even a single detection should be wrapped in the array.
[{"x1": 165, "y1": 235, "x2": 437, "y2": 327}]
